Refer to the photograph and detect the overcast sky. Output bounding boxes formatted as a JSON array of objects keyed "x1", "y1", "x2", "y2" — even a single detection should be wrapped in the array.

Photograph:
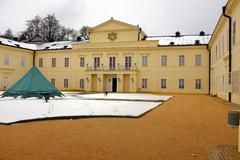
[{"x1": 0, "y1": 0, "x2": 227, "y2": 36}]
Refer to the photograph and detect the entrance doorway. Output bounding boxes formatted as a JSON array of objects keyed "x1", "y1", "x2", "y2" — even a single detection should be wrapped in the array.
[{"x1": 112, "y1": 78, "x2": 117, "y2": 92}]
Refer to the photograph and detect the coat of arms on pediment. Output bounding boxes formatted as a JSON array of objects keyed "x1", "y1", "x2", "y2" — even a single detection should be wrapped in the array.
[{"x1": 108, "y1": 32, "x2": 117, "y2": 41}]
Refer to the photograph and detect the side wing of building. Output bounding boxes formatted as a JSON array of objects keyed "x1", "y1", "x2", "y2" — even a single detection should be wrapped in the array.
[
  {"x1": 0, "y1": 44, "x2": 33, "y2": 90},
  {"x1": 209, "y1": 0, "x2": 240, "y2": 105}
]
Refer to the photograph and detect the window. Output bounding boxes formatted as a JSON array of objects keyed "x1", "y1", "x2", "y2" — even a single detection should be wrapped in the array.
[
  {"x1": 179, "y1": 55, "x2": 185, "y2": 66},
  {"x1": 21, "y1": 56, "x2": 26, "y2": 67},
  {"x1": 227, "y1": 30, "x2": 229, "y2": 51},
  {"x1": 142, "y1": 79, "x2": 148, "y2": 89},
  {"x1": 80, "y1": 79, "x2": 84, "y2": 89},
  {"x1": 39, "y1": 58, "x2": 43, "y2": 67},
  {"x1": 65, "y1": 58, "x2": 69, "y2": 67},
  {"x1": 80, "y1": 57, "x2": 85, "y2": 67},
  {"x1": 161, "y1": 55, "x2": 167, "y2": 66},
  {"x1": 195, "y1": 79, "x2": 201, "y2": 89},
  {"x1": 51, "y1": 78, "x2": 55, "y2": 86},
  {"x1": 125, "y1": 56, "x2": 132, "y2": 70},
  {"x1": 64, "y1": 79, "x2": 68, "y2": 88},
  {"x1": 216, "y1": 45, "x2": 218, "y2": 59},
  {"x1": 219, "y1": 41, "x2": 221, "y2": 57},
  {"x1": 233, "y1": 21, "x2": 237, "y2": 45},
  {"x1": 222, "y1": 75, "x2": 225, "y2": 91},
  {"x1": 142, "y1": 56, "x2": 148, "y2": 67},
  {"x1": 211, "y1": 53, "x2": 214, "y2": 64},
  {"x1": 161, "y1": 79, "x2": 167, "y2": 89},
  {"x1": 4, "y1": 54, "x2": 9, "y2": 65},
  {"x1": 52, "y1": 58, "x2": 56, "y2": 67},
  {"x1": 109, "y1": 57, "x2": 116, "y2": 70},
  {"x1": 232, "y1": 71, "x2": 239, "y2": 94},
  {"x1": 222, "y1": 36, "x2": 225, "y2": 55},
  {"x1": 179, "y1": 79, "x2": 184, "y2": 89},
  {"x1": 94, "y1": 57, "x2": 100, "y2": 70},
  {"x1": 195, "y1": 55, "x2": 201, "y2": 66}
]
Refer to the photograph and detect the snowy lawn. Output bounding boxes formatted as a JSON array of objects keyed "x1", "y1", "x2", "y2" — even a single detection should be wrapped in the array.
[
  {"x1": 0, "y1": 93, "x2": 172, "y2": 124},
  {"x1": 75, "y1": 93, "x2": 172, "y2": 101}
]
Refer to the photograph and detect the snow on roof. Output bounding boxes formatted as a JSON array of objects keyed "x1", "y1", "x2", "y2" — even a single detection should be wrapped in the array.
[
  {"x1": 146, "y1": 34, "x2": 211, "y2": 46},
  {"x1": 37, "y1": 41, "x2": 72, "y2": 50},
  {"x1": 0, "y1": 37, "x2": 73, "y2": 51},
  {"x1": 0, "y1": 37, "x2": 37, "y2": 50}
]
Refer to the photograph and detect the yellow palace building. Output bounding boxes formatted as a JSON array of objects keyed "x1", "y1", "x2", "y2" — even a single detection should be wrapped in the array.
[{"x1": 0, "y1": 0, "x2": 239, "y2": 105}]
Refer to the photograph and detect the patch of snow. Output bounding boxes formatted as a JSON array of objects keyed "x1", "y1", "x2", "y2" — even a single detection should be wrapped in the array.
[
  {"x1": 0, "y1": 93, "x2": 171, "y2": 124},
  {"x1": 76, "y1": 93, "x2": 172, "y2": 101},
  {"x1": 0, "y1": 37, "x2": 37, "y2": 50},
  {"x1": 36, "y1": 41, "x2": 72, "y2": 50},
  {"x1": 0, "y1": 37, "x2": 74, "y2": 51},
  {"x1": 146, "y1": 35, "x2": 211, "y2": 46}
]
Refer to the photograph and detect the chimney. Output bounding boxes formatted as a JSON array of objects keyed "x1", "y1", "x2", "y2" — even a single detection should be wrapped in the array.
[
  {"x1": 175, "y1": 31, "x2": 181, "y2": 37},
  {"x1": 195, "y1": 40, "x2": 200, "y2": 45},
  {"x1": 200, "y1": 31, "x2": 205, "y2": 36}
]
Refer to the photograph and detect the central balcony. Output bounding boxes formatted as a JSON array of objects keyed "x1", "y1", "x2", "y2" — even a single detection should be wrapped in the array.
[{"x1": 86, "y1": 65, "x2": 137, "y2": 72}]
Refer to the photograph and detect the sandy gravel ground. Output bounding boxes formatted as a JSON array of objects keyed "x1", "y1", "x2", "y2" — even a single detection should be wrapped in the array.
[{"x1": 0, "y1": 94, "x2": 239, "y2": 160}]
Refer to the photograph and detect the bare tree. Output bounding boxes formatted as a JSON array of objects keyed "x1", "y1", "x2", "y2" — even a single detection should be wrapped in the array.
[
  {"x1": 3, "y1": 28, "x2": 14, "y2": 39},
  {"x1": 80, "y1": 26, "x2": 89, "y2": 40},
  {"x1": 25, "y1": 15, "x2": 42, "y2": 40},
  {"x1": 64, "y1": 28, "x2": 79, "y2": 41},
  {"x1": 19, "y1": 14, "x2": 89, "y2": 42},
  {"x1": 40, "y1": 14, "x2": 62, "y2": 42}
]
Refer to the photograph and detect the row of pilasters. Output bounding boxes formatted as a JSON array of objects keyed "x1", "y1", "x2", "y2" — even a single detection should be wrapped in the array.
[{"x1": 85, "y1": 73, "x2": 137, "y2": 93}]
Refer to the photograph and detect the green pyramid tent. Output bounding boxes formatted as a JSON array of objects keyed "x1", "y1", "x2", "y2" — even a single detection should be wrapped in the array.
[{"x1": 1, "y1": 66, "x2": 63, "y2": 99}]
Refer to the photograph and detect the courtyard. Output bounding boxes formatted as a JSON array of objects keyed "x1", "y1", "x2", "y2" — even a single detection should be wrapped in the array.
[{"x1": 0, "y1": 94, "x2": 239, "y2": 160}]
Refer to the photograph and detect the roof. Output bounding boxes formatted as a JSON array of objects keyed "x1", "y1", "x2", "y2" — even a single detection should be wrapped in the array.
[
  {"x1": 146, "y1": 34, "x2": 211, "y2": 46},
  {"x1": 1, "y1": 66, "x2": 63, "y2": 98},
  {"x1": 0, "y1": 34, "x2": 211, "y2": 50},
  {"x1": 0, "y1": 37, "x2": 73, "y2": 51},
  {"x1": 89, "y1": 18, "x2": 139, "y2": 32}
]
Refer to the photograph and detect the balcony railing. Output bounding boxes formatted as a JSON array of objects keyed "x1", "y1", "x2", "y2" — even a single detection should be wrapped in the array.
[{"x1": 86, "y1": 66, "x2": 137, "y2": 72}]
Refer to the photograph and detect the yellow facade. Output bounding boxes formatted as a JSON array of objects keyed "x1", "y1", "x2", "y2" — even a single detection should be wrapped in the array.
[
  {"x1": 34, "y1": 19, "x2": 209, "y2": 94},
  {"x1": 0, "y1": 45, "x2": 33, "y2": 90},
  {"x1": 209, "y1": 0, "x2": 240, "y2": 105},
  {"x1": 0, "y1": 0, "x2": 239, "y2": 104}
]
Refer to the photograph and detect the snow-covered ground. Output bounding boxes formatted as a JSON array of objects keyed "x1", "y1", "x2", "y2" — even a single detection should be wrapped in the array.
[
  {"x1": 0, "y1": 93, "x2": 172, "y2": 124},
  {"x1": 75, "y1": 93, "x2": 172, "y2": 101}
]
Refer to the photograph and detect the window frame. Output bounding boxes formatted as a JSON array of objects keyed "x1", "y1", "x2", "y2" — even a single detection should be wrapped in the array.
[
  {"x1": 21, "y1": 56, "x2": 26, "y2": 67},
  {"x1": 52, "y1": 58, "x2": 56, "y2": 67},
  {"x1": 161, "y1": 79, "x2": 167, "y2": 89},
  {"x1": 179, "y1": 55, "x2": 185, "y2": 66},
  {"x1": 64, "y1": 79, "x2": 68, "y2": 88},
  {"x1": 142, "y1": 79, "x2": 148, "y2": 89},
  {"x1": 233, "y1": 21, "x2": 236, "y2": 45},
  {"x1": 109, "y1": 57, "x2": 116, "y2": 70},
  {"x1": 195, "y1": 54, "x2": 201, "y2": 66},
  {"x1": 94, "y1": 57, "x2": 100, "y2": 70},
  {"x1": 80, "y1": 57, "x2": 85, "y2": 67},
  {"x1": 161, "y1": 55, "x2": 167, "y2": 66},
  {"x1": 179, "y1": 79, "x2": 185, "y2": 89},
  {"x1": 51, "y1": 78, "x2": 55, "y2": 86},
  {"x1": 195, "y1": 79, "x2": 201, "y2": 89},
  {"x1": 142, "y1": 55, "x2": 148, "y2": 67},
  {"x1": 39, "y1": 58, "x2": 43, "y2": 68},
  {"x1": 64, "y1": 57, "x2": 69, "y2": 67},
  {"x1": 80, "y1": 79, "x2": 85, "y2": 89},
  {"x1": 125, "y1": 56, "x2": 132, "y2": 70}
]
